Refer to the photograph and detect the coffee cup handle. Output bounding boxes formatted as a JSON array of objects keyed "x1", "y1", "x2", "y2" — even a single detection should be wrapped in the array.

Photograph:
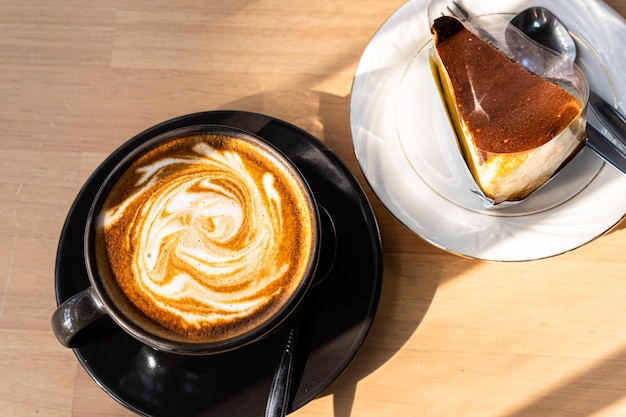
[{"x1": 51, "y1": 287, "x2": 107, "y2": 348}]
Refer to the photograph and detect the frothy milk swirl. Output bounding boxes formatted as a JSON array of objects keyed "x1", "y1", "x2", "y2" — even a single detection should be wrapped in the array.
[{"x1": 98, "y1": 135, "x2": 314, "y2": 340}]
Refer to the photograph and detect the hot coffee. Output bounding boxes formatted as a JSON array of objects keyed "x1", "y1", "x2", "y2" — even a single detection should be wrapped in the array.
[{"x1": 92, "y1": 130, "x2": 317, "y2": 343}]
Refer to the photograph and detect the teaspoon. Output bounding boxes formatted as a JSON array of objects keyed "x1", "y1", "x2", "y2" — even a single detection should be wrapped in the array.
[
  {"x1": 510, "y1": 7, "x2": 626, "y2": 172},
  {"x1": 264, "y1": 206, "x2": 337, "y2": 417}
]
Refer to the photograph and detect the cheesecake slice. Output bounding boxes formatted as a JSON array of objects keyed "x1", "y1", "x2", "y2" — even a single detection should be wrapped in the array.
[{"x1": 430, "y1": 15, "x2": 585, "y2": 205}]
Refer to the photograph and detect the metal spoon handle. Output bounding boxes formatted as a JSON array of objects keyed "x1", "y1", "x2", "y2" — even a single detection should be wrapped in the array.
[
  {"x1": 265, "y1": 317, "x2": 300, "y2": 417},
  {"x1": 588, "y1": 91, "x2": 626, "y2": 156}
]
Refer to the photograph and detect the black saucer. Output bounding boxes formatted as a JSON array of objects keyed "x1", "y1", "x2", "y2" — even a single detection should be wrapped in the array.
[{"x1": 55, "y1": 111, "x2": 383, "y2": 417}]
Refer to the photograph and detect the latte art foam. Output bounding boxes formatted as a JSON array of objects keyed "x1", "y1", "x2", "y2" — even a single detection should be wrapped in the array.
[{"x1": 97, "y1": 133, "x2": 315, "y2": 341}]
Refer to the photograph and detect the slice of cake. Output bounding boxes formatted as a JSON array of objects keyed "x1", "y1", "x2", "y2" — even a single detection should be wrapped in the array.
[{"x1": 430, "y1": 15, "x2": 585, "y2": 205}]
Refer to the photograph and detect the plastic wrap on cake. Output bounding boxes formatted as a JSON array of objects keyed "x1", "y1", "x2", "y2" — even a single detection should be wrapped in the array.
[{"x1": 428, "y1": 0, "x2": 589, "y2": 207}]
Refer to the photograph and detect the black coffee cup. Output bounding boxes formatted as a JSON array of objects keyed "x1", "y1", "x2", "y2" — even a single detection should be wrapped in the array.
[{"x1": 51, "y1": 124, "x2": 320, "y2": 355}]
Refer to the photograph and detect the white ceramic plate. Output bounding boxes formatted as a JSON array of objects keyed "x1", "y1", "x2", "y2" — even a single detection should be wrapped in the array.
[{"x1": 350, "y1": 0, "x2": 626, "y2": 261}]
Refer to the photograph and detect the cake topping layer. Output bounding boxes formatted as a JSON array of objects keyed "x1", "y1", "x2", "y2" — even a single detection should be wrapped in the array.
[{"x1": 431, "y1": 16, "x2": 581, "y2": 154}]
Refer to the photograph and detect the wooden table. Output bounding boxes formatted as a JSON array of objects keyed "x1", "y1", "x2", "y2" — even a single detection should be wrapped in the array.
[{"x1": 2, "y1": 0, "x2": 626, "y2": 416}]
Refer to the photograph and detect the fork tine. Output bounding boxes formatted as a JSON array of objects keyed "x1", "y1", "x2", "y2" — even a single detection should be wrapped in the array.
[
  {"x1": 449, "y1": 1, "x2": 470, "y2": 20},
  {"x1": 444, "y1": 1, "x2": 498, "y2": 45}
]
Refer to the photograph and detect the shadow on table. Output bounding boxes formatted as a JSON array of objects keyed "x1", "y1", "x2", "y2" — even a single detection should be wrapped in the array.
[
  {"x1": 220, "y1": 88, "x2": 626, "y2": 417},
  {"x1": 504, "y1": 344, "x2": 626, "y2": 417}
]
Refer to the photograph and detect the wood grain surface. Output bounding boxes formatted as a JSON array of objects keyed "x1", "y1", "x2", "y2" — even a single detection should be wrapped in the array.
[{"x1": 1, "y1": 0, "x2": 626, "y2": 416}]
